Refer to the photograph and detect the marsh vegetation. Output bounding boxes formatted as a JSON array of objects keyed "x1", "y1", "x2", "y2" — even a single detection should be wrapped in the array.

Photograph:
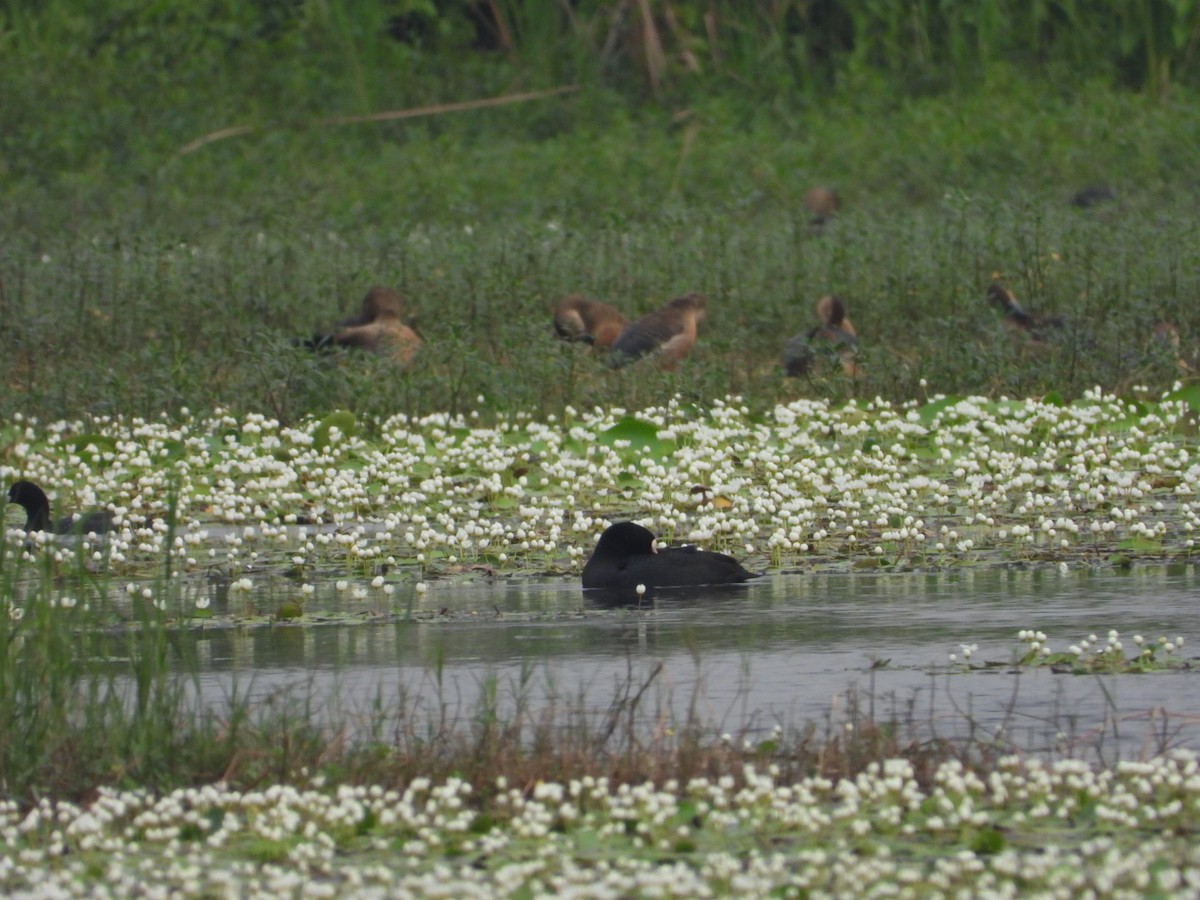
[{"x1": 4, "y1": 1, "x2": 1200, "y2": 893}]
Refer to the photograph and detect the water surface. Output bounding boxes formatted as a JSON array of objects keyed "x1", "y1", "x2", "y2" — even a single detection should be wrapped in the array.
[{"x1": 179, "y1": 566, "x2": 1200, "y2": 760}]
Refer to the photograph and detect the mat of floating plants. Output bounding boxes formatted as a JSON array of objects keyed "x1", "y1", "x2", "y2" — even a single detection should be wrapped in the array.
[
  {"x1": 3, "y1": 752, "x2": 1200, "y2": 896},
  {"x1": 4, "y1": 387, "x2": 1200, "y2": 620}
]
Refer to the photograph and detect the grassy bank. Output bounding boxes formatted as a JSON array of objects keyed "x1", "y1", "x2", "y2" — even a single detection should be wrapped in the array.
[
  {"x1": 3, "y1": 5, "x2": 1199, "y2": 425},
  {"x1": 4, "y1": 195, "x2": 1199, "y2": 425}
]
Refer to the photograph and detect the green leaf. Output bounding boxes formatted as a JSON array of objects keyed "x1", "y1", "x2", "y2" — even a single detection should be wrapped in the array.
[
  {"x1": 67, "y1": 434, "x2": 118, "y2": 460},
  {"x1": 598, "y1": 416, "x2": 675, "y2": 460},
  {"x1": 1164, "y1": 384, "x2": 1200, "y2": 412},
  {"x1": 313, "y1": 410, "x2": 357, "y2": 450},
  {"x1": 969, "y1": 827, "x2": 1006, "y2": 855},
  {"x1": 915, "y1": 395, "x2": 962, "y2": 425},
  {"x1": 1117, "y1": 536, "x2": 1162, "y2": 551}
]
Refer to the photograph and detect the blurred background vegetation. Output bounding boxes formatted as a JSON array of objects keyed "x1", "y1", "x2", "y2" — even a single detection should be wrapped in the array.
[{"x1": 1, "y1": 1, "x2": 1199, "y2": 423}]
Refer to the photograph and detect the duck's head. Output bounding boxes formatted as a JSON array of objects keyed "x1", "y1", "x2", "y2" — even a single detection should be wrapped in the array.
[
  {"x1": 815, "y1": 295, "x2": 849, "y2": 328},
  {"x1": 666, "y1": 293, "x2": 707, "y2": 324},
  {"x1": 361, "y1": 286, "x2": 405, "y2": 321}
]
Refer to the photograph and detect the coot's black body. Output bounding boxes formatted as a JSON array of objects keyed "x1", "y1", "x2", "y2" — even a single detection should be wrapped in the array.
[
  {"x1": 6, "y1": 480, "x2": 115, "y2": 536},
  {"x1": 582, "y1": 521, "x2": 756, "y2": 592}
]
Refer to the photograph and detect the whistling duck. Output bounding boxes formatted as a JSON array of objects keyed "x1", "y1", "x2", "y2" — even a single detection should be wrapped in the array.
[
  {"x1": 608, "y1": 293, "x2": 707, "y2": 370},
  {"x1": 309, "y1": 286, "x2": 421, "y2": 366},
  {"x1": 803, "y1": 186, "x2": 840, "y2": 228},
  {"x1": 552, "y1": 294, "x2": 628, "y2": 348},
  {"x1": 986, "y1": 281, "x2": 1065, "y2": 344},
  {"x1": 783, "y1": 295, "x2": 860, "y2": 377}
]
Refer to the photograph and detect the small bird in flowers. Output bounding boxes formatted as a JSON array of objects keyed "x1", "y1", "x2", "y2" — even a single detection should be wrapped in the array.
[{"x1": 608, "y1": 293, "x2": 707, "y2": 370}]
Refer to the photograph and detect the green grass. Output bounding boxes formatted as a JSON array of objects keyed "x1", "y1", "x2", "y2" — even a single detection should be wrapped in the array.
[
  {"x1": 2, "y1": 4, "x2": 1199, "y2": 425},
  {"x1": 2, "y1": 187, "x2": 1198, "y2": 426}
]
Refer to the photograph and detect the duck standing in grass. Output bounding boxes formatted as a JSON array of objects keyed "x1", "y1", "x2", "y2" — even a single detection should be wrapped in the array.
[
  {"x1": 986, "y1": 280, "x2": 1066, "y2": 345},
  {"x1": 582, "y1": 521, "x2": 756, "y2": 592},
  {"x1": 552, "y1": 294, "x2": 628, "y2": 348},
  {"x1": 782, "y1": 294, "x2": 860, "y2": 377},
  {"x1": 608, "y1": 293, "x2": 707, "y2": 370},
  {"x1": 309, "y1": 285, "x2": 421, "y2": 366},
  {"x1": 6, "y1": 480, "x2": 115, "y2": 535},
  {"x1": 803, "y1": 186, "x2": 840, "y2": 229}
]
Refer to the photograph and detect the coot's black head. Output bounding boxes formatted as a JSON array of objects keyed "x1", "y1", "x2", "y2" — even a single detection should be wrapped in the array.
[
  {"x1": 7, "y1": 480, "x2": 52, "y2": 532},
  {"x1": 593, "y1": 521, "x2": 657, "y2": 559},
  {"x1": 7, "y1": 480, "x2": 48, "y2": 509}
]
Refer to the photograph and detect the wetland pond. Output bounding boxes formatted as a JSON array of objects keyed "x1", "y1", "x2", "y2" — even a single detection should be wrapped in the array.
[{"x1": 153, "y1": 565, "x2": 1200, "y2": 760}]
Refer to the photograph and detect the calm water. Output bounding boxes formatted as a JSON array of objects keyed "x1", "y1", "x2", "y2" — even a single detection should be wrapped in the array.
[{"x1": 172, "y1": 566, "x2": 1200, "y2": 760}]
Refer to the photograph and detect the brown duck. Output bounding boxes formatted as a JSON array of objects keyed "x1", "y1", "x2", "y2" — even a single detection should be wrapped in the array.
[
  {"x1": 986, "y1": 281, "x2": 1065, "y2": 344},
  {"x1": 803, "y1": 186, "x2": 840, "y2": 228},
  {"x1": 309, "y1": 286, "x2": 421, "y2": 366},
  {"x1": 782, "y1": 295, "x2": 860, "y2": 377},
  {"x1": 608, "y1": 293, "x2": 707, "y2": 370},
  {"x1": 552, "y1": 294, "x2": 628, "y2": 348}
]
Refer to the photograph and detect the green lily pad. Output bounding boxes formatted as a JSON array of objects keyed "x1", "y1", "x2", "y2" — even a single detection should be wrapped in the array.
[{"x1": 313, "y1": 410, "x2": 357, "y2": 450}]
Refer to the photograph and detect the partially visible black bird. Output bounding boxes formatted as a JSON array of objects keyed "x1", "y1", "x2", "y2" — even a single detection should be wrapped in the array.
[{"x1": 6, "y1": 480, "x2": 115, "y2": 535}]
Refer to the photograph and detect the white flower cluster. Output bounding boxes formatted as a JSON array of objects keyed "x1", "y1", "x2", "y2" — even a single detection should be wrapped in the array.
[
  {"x1": 4, "y1": 752, "x2": 1200, "y2": 895},
  {"x1": 2, "y1": 389, "x2": 1198, "y2": 586}
]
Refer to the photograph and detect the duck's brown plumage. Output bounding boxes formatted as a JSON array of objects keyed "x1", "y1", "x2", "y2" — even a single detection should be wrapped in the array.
[
  {"x1": 986, "y1": 281, "x2": 1065, "y2": 344},
  {"x1": 609, "y1": 293, "x2": 707, "y2": 370},
  {"x1": 552, "y1": 294, "x2": 628, "y2": 348},
  {"x1": 803, "y1": 186, "x2": 839, "y2": 218},
  {"x1": 312, "y1": 286, "x2": 421, "y2": 366},
  {"x1": 783, "y1": 295, "x2": 860, "y2": 377}
]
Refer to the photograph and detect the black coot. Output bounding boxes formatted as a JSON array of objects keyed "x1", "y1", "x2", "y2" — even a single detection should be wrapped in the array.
[
  {"x1": 582, "y1": 521, "x2": 756, "y2": 592},
  {"x1": 6, "y1": 481, "x2": 115, "y2": 536}
]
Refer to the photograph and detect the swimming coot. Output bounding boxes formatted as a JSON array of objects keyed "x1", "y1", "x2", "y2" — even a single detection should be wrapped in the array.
[
  {"x1": 6, "y1": 480, "x2": 116, "y2": 535},
  {"x1": 552, "y1": 294, "x2": 628, "y2": 348},
  {"x1": 608, "y1": 293, "x2": 707, "y2": 370},
  {"x1": 582, "y1": 521, "x2": 756, "y2": 591}
]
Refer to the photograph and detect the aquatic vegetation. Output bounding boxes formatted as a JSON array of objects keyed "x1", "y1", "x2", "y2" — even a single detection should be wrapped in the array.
[
  {"x1": 3, "y1": 751, "x2": 1200, "y2": 895},
  {"x1": 4, "y1": 387, "x2": 1200, "y2": 607},
  {"x1": 1013, "y1": 628, "x2": 1188, "y2": 673}
]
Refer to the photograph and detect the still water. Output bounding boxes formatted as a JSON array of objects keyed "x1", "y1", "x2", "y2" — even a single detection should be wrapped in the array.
[{"x1": 181, "y1": 566, "x2": 1200, "y2": 760}]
